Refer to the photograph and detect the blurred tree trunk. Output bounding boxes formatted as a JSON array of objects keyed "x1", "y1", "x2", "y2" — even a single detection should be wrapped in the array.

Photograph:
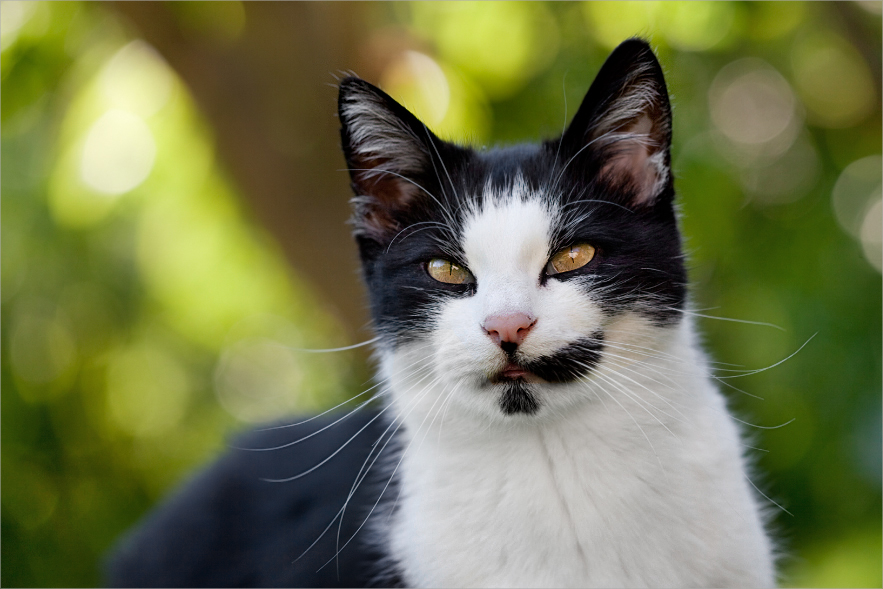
[{"x1": 109, "y1": 2, "x2": 376, "y2": 344}]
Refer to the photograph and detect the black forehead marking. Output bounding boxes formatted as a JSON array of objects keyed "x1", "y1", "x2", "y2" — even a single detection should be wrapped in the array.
[{"x1": 461, "y1": 144, "x2": 548, "y2": 197}]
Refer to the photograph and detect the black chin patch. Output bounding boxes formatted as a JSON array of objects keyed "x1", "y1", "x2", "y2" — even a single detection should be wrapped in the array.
[{"x1": 499, "y1": 380, "x2": 540, "y2": 415}]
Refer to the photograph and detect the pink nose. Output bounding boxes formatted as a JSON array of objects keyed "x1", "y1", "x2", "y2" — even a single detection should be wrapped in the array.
[{"x1": 483, "y1": 312, "x2": 536, "y2": 349}]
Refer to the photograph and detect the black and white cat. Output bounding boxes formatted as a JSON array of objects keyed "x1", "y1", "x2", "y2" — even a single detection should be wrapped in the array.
[{"x1": 107, "y1": 39, "x2": 775, "y2": 588}]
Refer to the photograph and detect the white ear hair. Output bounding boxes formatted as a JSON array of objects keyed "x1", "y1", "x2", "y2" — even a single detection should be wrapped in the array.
[
  {"x1": 590, "y1": 63, "x2": 671, "y2": 206},
  {"x1": 340, "y1": 91, "x2": 428, "y2": 179}
]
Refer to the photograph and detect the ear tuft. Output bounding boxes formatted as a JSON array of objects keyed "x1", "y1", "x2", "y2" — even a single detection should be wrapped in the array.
[{"x1": 338, "y1": 78, "x2": 434, "y2": 241}]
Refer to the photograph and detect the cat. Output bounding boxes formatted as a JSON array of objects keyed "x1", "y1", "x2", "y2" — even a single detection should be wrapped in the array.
[{"x1": 106, "y1": 38, "x2": 775, "y2": 588}]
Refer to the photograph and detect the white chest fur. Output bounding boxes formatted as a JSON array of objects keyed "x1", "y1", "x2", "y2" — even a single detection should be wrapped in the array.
[{"x1": 382, "y1": 322, "x2": 774, "y2": 588}]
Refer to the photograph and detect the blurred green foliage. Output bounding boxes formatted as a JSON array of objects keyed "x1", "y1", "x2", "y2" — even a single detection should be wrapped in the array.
[{"x1": 2, "y1": 2, "x2": 880, "y2": 587}]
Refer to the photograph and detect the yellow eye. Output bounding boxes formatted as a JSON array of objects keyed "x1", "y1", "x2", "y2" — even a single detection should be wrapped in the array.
[
  {"x1": 427, "y1": 258, "x2": 474, "y2": 284},
  {"x1": 546, "y1": 243, "x2": 596, "y2": 276}
]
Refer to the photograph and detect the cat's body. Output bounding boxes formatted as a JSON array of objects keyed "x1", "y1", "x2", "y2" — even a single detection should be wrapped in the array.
[
  {"x1": 107, "y1": 39, "x2": 775, "y2": 588},
  {"x1": 383, "y1": 320, "x2": 771, "y2": 587}
]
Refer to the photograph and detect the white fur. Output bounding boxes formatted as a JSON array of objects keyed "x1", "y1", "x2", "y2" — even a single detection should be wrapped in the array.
[
  {"x1": 341, "y1": 91, "x2": 427, "y2": 176},
  {"x1": 377, "y1": 190, "x2": 774, "y2": 587}
]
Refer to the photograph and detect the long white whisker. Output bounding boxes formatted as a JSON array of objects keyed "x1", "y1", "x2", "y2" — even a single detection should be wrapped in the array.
[
  {"x1": 331, "y1": 371, "x2": 447, "y2": 573},
  {"x1": 286, "y1": 337, "x2": 381, "y2": 353},
  {"x1": 744, "y1": 473, "x2": 793, "y2": 517},
  {"x1": 586, "y1": 365, "x2": 679, "y2": 439},
  {"x1": 669, "y1": 308, "x2": 786, "y2": 332},
  {"x1": 715, "y1": 334, "x2": 816, "y2": 380},
  {"x1": 588, "y1": 376, "x2": 669, "y2": 479},
  {"x1": 253, "y1": 348, "x2": 436, "y2": 435},
  {"x1": 321, "y1": 372, "x2": 454, "y2": 572},
  {"x1": 294, "y1": 366, "x2": 439, "y2": 564},
  {"x1": 592, "y1": 358, "x2": 690, "y2": 424}
]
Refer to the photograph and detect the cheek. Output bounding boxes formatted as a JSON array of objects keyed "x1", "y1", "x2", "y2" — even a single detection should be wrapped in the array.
[
  {"x1": 431, "y1": 296, "x2": 502, "y2": 375},
  {"x1": 521, "y1": 280, "x2": 606, "y2": 354}
]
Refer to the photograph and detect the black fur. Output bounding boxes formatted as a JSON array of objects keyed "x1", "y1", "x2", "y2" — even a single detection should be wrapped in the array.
[
  {"x1": 521, "y1": 333, "x2": 606, "y2": 383},
  {"x1": 105, "y1": 410, "x2": 402, "y2": 587},
  {"x1": 499, "y1": 379, "x2": 541, "y2": 415}
]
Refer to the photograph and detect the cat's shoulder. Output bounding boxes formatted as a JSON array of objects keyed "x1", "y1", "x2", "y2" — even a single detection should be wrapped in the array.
[{"x1": 105, "y1": 408, "x2": 394, "y2": 588}]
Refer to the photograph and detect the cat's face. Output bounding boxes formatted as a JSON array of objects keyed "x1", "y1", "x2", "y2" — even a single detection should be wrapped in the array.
[{"x1": 339, "y1": 39, "x2": 686, "y2": 421}]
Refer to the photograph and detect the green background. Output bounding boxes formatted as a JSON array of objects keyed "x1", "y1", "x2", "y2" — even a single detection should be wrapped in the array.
[{"x1": 2, "y1": 2, "x2": 880, "y2": 586}]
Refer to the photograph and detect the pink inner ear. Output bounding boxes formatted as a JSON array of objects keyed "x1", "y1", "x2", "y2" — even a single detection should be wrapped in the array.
[
  {"x1": 351, "y1": 164, "x2": 422, "y2": 240},
  {"x1": 599, "y1": 114, "x2": 665, "y2": 207}
]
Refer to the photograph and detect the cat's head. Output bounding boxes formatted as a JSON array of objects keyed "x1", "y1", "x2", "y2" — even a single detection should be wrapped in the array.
[{"x1": 338, "y1": 39, "x2": 687, "y2": 422}]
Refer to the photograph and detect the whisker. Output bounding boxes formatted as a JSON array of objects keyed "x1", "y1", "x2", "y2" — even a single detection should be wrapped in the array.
[
  {"x1": 286, "y1": 337, "x2": 381, "y2": 354},
  {"x1": 235, "y1": 397, "x2": 377, "y2": 452},
  {"x1": 668, "y1": 308, "x2": 787, "y2": 332},
  {"x1": 714, "y1": 334, "x2": 816, "y2": 380},
  {"x1": 331, "y1": 372, "x2": 447, "y2": 572},
  {"x1": 321, "y1": 374, "x2": 454, "y2": 573},
  {"x1": 744, "y1": 473, "x2": 793, "y2": 517},
  {"x1": 589, "y1": 377, "x2": 669, "y2": 479},
  {"x1": 251, "y1": 349, "x2": 438, "y2": 435},
  {"x1": 294, "y1": 369, "x2": 438, "y2": 564}
]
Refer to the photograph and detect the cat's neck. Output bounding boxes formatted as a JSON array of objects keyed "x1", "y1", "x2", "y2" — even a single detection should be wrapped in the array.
[{"x1": 381, "y1": 320, "x2": 774, "y2": 588}]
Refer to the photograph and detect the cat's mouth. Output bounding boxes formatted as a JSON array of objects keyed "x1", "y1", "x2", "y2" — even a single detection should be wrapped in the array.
[
  {"x1": 490, "y1": 333, "x2": 606, "y2": 385},
  {"x1": 491, "y1": 361, "x2": 542, "y2": 384},
  {"x1": 499, "y1": 362, "x2": 531, "y2": 381}
]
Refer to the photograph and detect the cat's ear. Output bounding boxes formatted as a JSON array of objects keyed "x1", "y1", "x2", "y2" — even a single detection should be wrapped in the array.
[
  {"x1": 338, "y1": 77, "x2": 439, "y2": 241},
  {"x1": 559, "y1": 38, "x2": 672, "y2": 208}
]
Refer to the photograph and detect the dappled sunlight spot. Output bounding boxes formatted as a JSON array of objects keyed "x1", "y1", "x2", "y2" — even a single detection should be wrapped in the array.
[
  {"x1": 10, "y1": 301, "x2": 77, "y2": 398},
  {"x1": 855, "y1": 0, "x2": 883, "y2": 14},
  {"x1": 708, "y1": 59, "x2": 802, "y2": 167},
  {"x1": 0, "y1": 1, "x2": 36, "y2": 51},
  {"x1": 741, "y1": 134, "x2": 819, "y2": 206},
  {"x1": 381, "y1": 51, "x2": 450, "y2": 129},
  {"x1": 100, "y1": 40, "x2": 173, "y2": 118},
  {"x1": 660, "y1": 2, "x2": 735, "y2": 52},
  {"x1": 105, "y1": 343, "x2": 192, "y2": 438},
  {"x1": 0, "y1": 1, "x2": 49, "y2": 53},
  {"x1": 80, "y1": 109, "x2": 156, "y2": 195},
  {"x1": 214, "y1": 338, "x2": 304, "y2": 423},
  {"x1": 710, "y1": 59, "x2": 797, "y2": 147},
  {"x1": 860, "y1": 199, "x2": 882, "y2": 272},
  {"x1": 432, "y1": 68, "x2": 492, "y2": 144},
  {"x1": 791, "y1": 32, "x2": 875, "y2": 129},
  {"x1": 831, "y1": 155, "x2": 882, "y2": 240},
  {"x1": 47, "y1": 42, "x2": 174, "y2": 228},
  {"x1": 583, "y1": 2, "x2": 660, "y2": 50},
  {"x1": 379, "y1": 49, "x2": 491, "y2": 143},
  {"x1": 411, "y1": 2, "x2": 558, "y2": 100}
]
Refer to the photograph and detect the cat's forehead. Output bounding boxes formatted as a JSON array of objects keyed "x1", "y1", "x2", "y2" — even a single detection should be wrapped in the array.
[{"x1": 461, "y1": 179, "x2": 554, "y2": 276}]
